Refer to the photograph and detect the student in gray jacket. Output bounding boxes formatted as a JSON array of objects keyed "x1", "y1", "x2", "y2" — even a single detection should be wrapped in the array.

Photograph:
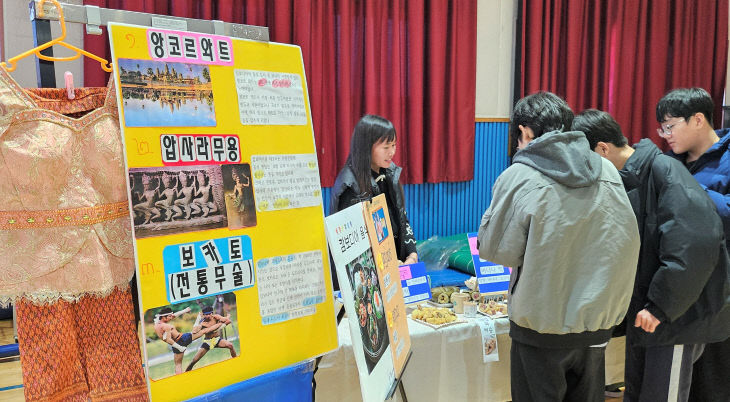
[
  {"x1": 478, "y1": 92, "x2": 640, "y2": 402},
  {"x1": 574, "y1": 109, "x2": 730, "y2": 402}
]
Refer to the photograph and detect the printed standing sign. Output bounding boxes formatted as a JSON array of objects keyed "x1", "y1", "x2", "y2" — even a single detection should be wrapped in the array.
[
  {"x1": 324, "y1": 203, "x2": 396, "y2": 402},
  {"x1": 109, "y1": 23, "x2": 337, "y2": 401},
  {"x1": 399, "y1": 262, "x2": 431, "y2": 304},
  {"x1": 476, "y1": 317, "x2": 500, "y2": 363},
  {"x1": 467, "y1": 233, "x2": 510, "y2": 296},
  {"x1": 363, "y1": 194, "x2": 411, "y2": 377}
]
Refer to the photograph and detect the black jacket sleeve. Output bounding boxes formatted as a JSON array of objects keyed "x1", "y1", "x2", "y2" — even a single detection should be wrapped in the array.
[
  {"x1": 336, "y1": 186, "x2": 361, "y2": 212},
  {"x1": 648, "y1": 159, "x2": 724, "y2": 322},
  {"x1": 396, "y1": 182, "x2": 417, "y2": 257},
  {"x1": 401, "y1": 214, "x2": 417, "y2": 257}
]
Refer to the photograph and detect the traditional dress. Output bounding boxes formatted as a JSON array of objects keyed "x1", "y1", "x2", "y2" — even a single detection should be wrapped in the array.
[{"x1": 0, "y1": 68, "x2": 147, "y2": 401}]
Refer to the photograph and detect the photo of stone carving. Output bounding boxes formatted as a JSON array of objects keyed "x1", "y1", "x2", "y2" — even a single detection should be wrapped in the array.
[{"x1": 129, "y1": 165, "x2": 227, "y2": 238}]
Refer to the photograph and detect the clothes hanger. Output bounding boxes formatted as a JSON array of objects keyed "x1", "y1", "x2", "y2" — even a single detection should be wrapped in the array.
[{"x1": 0, "y1": 0, "x2": 112, "y2": 73}]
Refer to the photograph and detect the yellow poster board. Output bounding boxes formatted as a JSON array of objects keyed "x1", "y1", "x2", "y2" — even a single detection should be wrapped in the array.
[{"x1": 108, "y1": 23, "x2": 337, "y2": 401}]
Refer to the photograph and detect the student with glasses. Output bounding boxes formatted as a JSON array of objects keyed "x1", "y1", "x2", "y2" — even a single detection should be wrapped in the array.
[
  {"x1": 657, "y1": 87, "x2": 730, "y2": 402},
  {"x1": 574, "y1": 109, "x2": 730, "y2": 402}
]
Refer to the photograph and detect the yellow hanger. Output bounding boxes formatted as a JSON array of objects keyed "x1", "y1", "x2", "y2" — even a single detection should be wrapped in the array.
[{"x1": 0, "y1": 0, "x2": 112, "y2": 72}]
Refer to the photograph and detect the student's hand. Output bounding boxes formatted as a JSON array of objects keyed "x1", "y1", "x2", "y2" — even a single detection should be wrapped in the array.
[
  {"x1": 403, "y1": 253, "x2": 418, "y2": 265},
  {"x1": 634, "y1": 309, "x2": 660, "y2": 333}
]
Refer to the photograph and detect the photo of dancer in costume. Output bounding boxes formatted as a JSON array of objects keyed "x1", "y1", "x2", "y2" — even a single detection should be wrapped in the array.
[{"x1": 222, "y1": 163, "x2": 257, "y2": 229}]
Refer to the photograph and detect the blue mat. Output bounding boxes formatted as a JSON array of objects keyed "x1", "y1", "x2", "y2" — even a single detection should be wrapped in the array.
[
  {"x1": 185, "y1": 360, "x2": 314, "y2": 402},
  {"x1": 0, "y1": 343, "x2": 18, "y2": 358},
  {"x1": 428, "y1": 268, "x2": 471, "y2": 288}
]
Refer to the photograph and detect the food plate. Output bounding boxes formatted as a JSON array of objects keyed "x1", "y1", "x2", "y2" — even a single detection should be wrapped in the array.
[
  {"x1": 477, "y1": 310, "x2": 508, "y2": 319},
  {"x1": 477, "y1": 301, "x2": 508, "y2": 319},
  {"x1": 408, "y1": 305, "x2": 467, "y2": 329},
  {"x1": 408, "y1": 314, "x2": 468, "y2": 329},
  {"x1": 425, "y1": 300, "x2": 453, "y2": 308}
]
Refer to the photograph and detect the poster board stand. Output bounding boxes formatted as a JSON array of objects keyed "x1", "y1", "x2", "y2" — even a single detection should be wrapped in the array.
[
  {"x1": 312, "y1": 310, "x2": 410, "y2": 402},
  {"x1": 323, "y1": 195, "x2": 412, "y2": 402},
  {"x1": 108, "y1": 20, "x2": 338, "y2": 400},
  {"x1": 386, "y1": 350, "x2": 412, "y2": 401},
  {"x1": 311, "y1": 304, "x2": 346, "y2": 400}
]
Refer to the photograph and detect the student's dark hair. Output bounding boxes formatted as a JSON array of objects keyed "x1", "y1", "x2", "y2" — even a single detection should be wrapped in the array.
[
  {"x1": 346, "y1": 114, "x2": 396, "y2": 197},
  {"x1": 509, "y1": 91, "x2": 574, "y2": 155},
  {"x1": 572, "y1": 109, "x2": 628, "y2": 150},
  {"x1": 655, "y1": 87, "x2": 714, "y2": 127}
]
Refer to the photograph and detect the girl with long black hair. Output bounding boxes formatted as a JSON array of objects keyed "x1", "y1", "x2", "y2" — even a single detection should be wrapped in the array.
[{"x1": 331, "y1": 114, "x2": 418, "y2": 266}]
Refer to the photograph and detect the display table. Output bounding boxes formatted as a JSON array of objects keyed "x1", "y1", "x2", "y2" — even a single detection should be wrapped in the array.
[{"x1": 314, "y1": 315, "x2": 625, "y2": 402}]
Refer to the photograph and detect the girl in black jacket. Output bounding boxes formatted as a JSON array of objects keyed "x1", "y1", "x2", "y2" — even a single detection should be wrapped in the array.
[{"x1": 330, "y1": 115, "x2": 418, "y2": 267}]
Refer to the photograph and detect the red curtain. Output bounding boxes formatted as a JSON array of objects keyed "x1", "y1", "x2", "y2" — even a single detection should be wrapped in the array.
[
  {"x1": 83, "y1": 0, "x2": 477, "y2": 186},
  {"x1": 521, "y1": 0, "x2": 728, "y2": 146}
]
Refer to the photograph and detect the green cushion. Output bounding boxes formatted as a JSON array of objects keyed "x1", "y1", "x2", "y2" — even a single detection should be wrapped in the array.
[{"x1": 447, "y1": 246, "x2": 476, "y2": 276}]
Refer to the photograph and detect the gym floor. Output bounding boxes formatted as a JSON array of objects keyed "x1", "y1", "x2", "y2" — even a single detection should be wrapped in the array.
[{"x1": 0, "y1": 319, "x2": 23, "y2": 402}]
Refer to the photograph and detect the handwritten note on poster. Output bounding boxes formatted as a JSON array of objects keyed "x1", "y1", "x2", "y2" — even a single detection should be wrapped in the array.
[
  {"x1": 234, "y1": 69, "x2": 308, "y2": 125},
  {"x1": 256, "y1": 250, "x2": 326, "y2": 325},
  {"x1": 251, "y1": 154, "x2": 322, "y2": 211}
]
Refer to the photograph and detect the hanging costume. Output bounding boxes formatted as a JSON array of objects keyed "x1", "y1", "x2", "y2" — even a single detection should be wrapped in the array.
[{"x1": 0, "y1": 68, "x2": 148, "y2": 401}]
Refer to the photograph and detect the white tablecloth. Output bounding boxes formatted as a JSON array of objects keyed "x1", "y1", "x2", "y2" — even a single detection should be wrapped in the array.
[{"x1": 314, "y1": 316, "x2": 626, "y2": 402}]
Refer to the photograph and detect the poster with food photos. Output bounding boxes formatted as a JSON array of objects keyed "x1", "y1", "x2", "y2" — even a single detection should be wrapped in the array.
[
  {"x1": 109, "y1": 23, "x2": 337, "y2": 401},
  {"x1": 363, "y1": 194, "x2": 411, "y2": 377},
  {"x1": 324, "y1": 203, "x2": 397, "y2": 402}
]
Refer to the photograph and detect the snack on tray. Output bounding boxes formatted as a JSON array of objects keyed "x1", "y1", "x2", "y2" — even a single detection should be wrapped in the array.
[
  {"x1": 411, "y1": 305, "x2": 458, "y2": 325},
  {"x1": 430, "y1": 286, "x2": 459, "y2": 304},
  {"x1": 478, "y1": 300, "x2": 508, "y2": 316}
]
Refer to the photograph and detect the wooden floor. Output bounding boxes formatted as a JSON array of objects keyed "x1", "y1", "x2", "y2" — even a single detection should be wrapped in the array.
[{"x1": 0, "y1": 319, "x2": 24, "y2": 402}]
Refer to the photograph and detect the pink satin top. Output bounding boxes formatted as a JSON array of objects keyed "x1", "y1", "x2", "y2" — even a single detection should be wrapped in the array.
[{"x1": 0, "y1": 68, "x2": 135, "y2": 306}]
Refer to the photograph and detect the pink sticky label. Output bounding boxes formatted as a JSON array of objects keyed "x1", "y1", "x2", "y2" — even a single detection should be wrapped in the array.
[
  {"x1": 160, "y1": 134, "x2": 241, "y2": 166},
  {"x1": 147, "y1": 29, "x2": 234, "y2": 66},
  {"x1": 468, "y1": 235, "x2": 479, "y2": 254},
  {"x1": 399, "y1": 265, "x2": 412, "y2": 280}
]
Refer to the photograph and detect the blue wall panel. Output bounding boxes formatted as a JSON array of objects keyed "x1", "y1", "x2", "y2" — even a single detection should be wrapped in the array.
[{"x1": 322, "y1": 122, "x2": 509, "y2": 240}]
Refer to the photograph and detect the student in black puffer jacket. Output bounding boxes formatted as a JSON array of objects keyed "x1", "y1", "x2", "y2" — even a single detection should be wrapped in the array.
[
  {"x1": 330, "y1": 115, "x2": 417, "y2": 289},
  {"x1": 575, "y1": 109, "x2": 730, "y2": 402}
]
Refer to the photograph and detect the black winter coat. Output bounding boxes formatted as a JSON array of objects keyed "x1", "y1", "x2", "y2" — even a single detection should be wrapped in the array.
[
  {"x1": 330, "y1": 163, "x2": 417, "y2": 262},
  {"x1": 620, "y1": 139, "x2": 730, "y2": 346}
]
